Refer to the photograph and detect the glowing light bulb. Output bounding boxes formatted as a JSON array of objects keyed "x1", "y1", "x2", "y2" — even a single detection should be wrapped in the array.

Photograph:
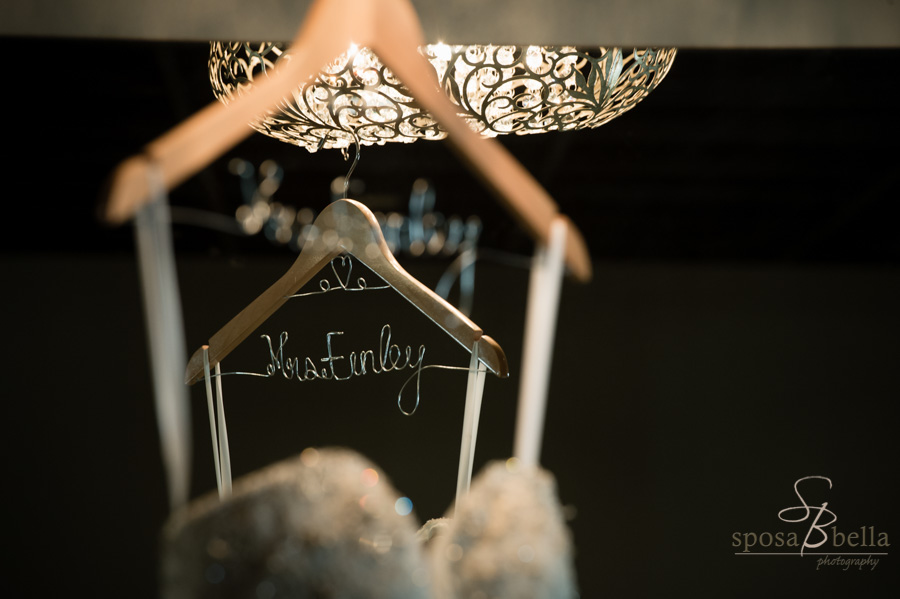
[
  {"x1": 433, "y1": 42, "x2": 451, "y2": 62},
  {"x1": 526, "y1": 45, "x2": 542, "y2": 70}
]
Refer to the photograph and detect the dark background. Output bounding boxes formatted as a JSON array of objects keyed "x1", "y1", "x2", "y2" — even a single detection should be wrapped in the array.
[{"x1": 4, "y1": 39, "x2": 898, "y2": 597}]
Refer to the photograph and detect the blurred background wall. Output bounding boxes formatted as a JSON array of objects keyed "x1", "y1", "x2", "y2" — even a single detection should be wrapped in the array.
[{"x1": 2, "y1": 5, "x2": 898, "y2": 595}]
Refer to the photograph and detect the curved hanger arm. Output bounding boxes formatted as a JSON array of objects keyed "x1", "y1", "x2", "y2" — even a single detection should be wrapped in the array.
[
  {"x1": 368, "y1": 1, "x2": 591, "y2": 282},
  {"x1": 103, "y1": 0, "x2": 591, "y2": 282},
  {"x1": 184, "y1": 199, "x2": 509, "y2": 385}
]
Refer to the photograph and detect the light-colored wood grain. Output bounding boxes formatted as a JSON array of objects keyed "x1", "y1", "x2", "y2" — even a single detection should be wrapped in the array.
[
  {"x1": 183, "y1": 199, "x2": 509, "y2": 385},
  {"x1": 104, "y1": 0, "x2": 592, "y2": 282}
]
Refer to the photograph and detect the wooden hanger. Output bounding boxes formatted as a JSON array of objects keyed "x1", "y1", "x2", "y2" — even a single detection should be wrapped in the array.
[
  {"x1": 183, "y1": 198, "x2": 508, "y2": 385},
  {"x1": 102, "y1": 0, "x2": 592, "y2": 282}
]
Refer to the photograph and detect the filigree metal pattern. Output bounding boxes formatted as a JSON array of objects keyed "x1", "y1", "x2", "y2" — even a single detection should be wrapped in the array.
[
  {"x1": 209, "y1": 42, "x2": 676, "y2": 152},
  {"x1": 210, "y1": 42, "x2": 443, "y2": 151},
  {"x1": 424, "y1": 45, "x2": 676, "y2": 136}
]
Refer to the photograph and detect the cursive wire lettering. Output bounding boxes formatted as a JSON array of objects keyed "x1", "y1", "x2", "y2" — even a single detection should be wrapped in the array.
[
  {"x1": 288, "y1": 256, "x2": 390, "y2": 299},
  {"x1": 262, "y1": 324, "x2": 426, "y2": 388}
]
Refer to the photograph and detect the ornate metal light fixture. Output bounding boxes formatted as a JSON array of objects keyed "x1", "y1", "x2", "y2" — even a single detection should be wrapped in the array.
[{"x1": 209, "y1": 42, "x2": 676, "y2": 152}]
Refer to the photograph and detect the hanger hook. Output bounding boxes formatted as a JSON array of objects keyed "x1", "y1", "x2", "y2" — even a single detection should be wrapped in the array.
[{"x1": 342, "y1": 133, "x2": 361, "y2": 200}]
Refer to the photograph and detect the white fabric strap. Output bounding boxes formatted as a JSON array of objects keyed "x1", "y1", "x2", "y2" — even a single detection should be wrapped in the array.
[
  {"x1": 215, "y1": 362, "x2": 232, "y2": 497},
  {"x1": 455, "y1": 339, "x2": 487, "y2": 509},
  {"x1": 203, "y1": 348, "x2": 232, "y2": 499},
  {"x1": 514, "y1": 217, "x2": 568, "y2": 469},
  {"x1": 134, "y1": 167, "x2": 191, "y2": 511},
  {"x1": 202, "y1": 348, "x2": 222, "y2": 496}
]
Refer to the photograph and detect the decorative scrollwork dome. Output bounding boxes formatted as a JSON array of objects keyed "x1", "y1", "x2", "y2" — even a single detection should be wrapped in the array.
[{"x1": 209, "y1": 42, "x2": 676, "y2": 152}]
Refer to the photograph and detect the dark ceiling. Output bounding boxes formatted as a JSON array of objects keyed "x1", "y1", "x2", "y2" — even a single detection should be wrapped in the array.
[{"x1": 7, "y1": 38, "x2": 899, "y2": 263}]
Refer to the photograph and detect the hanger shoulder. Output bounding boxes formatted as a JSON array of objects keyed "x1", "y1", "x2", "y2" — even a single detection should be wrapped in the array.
[
  {"x1": 103, "y1": 0, "x2": 591, "y2": 281},
  {"x1": 184, "y1": 238, "x2": 338, "y2": 385},
  {"x1": 104, "y1": 0, "x2": 367, "y2": 226},
  {"x1": 326, "y1": 200, "x2": 510, "y2": 377},
  {"x1": 185, "y1": 198, "x2": 509, "y2": 383},
  {"x1": 370, "y1": 2, "x2": 593, "y2": 282},
  {"x1": 479, "y1": 335, "x2": 509, "y2": 379}
]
